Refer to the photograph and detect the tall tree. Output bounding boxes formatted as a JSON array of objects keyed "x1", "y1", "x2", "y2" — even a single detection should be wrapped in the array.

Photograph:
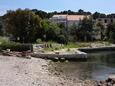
[
  {"x1": 41, "y1": 20, "x2": 61, "y2": 42},
  {"x1": 68, "y1": 24, "x2": 78, "y2": 42},
  {"x1": 96, "y1": 23, "x2": 105, "y2": 40},
  {"x1": 5, "y1": 9, "x2": 42, "y2": 43},
  {"x1": 106, "y1": 23, "x2": 115, "y2": 43},
  {"x1": 77, "y1": 18, "x2": 94, "y2": 41}
]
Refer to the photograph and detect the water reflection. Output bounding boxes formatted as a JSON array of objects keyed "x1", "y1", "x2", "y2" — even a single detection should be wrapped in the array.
[{"x1": 48, "y1": 51, "x2": 115, "y2": 81}]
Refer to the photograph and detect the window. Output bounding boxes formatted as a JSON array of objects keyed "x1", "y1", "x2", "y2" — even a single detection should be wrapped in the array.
[
  {"x1": 98, "y1": 19, "x2": 102, "y2": 21},
  {"x1": 111, "y1": 19, "x2": 113, "y2": 23},
  {"x1": 104, "y1": 19, "x2": 107, "y2": 23}
]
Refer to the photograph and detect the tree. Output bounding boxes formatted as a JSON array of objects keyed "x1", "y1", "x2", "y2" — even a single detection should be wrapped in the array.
[
  {"x1": 93, "y1": 12, "x2": 106, "y2": 19},
  {"x1": 32, "y1": 9, "x2": 48, "y2": 19},
  {"x1": 107, "y1": 14, "x2": 115, "y2": 18},
  {"x1": 0, "y1": 23, "x2": 3, "y2": 35},
  {"x1": 0, "y1": 16, "x2": 3, "y2": 36},
  {"x1": 68, "y1": 24, "x2": 78, "y2": 42},
  {"x1": 78, "y1": 9, "x2": 84, "y2": 15},
  {"x1": 106, "y1": 23, "x2": 115, "y2": 43},
  {"x1": 93, "y1": 12, "x2": 100, "y2": 19},
  {"x1": 96, "y1": 23, "x2": 105, "y2": 40},
  {"x1": 5, "y1": 9, "x2": 42, "y2": 43},
  {"x1": 77, "y1": 18, "x2": 94, "y2": 41},
  {"x1": 41, "y1": 20, "x2": 61, "y2": 42},
  {"x1": 57, "y1": 23, "x2": 68, "y2": 44}
]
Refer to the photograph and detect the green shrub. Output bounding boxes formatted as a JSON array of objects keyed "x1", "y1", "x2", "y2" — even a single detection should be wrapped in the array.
[
  {"x1": 36, "y1": 39, "x2": 42, "y2": 44},
  {"x1": 0, "y1": 41, "x2": 32, "y2": 52},
  {"x1": 0, "y1": 37, "x2": 9, "y2": 43}
]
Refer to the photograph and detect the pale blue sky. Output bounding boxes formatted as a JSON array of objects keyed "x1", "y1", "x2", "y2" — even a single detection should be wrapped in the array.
[{"x1": 0, "y1": 0, "x2": 115, "y2": 15}]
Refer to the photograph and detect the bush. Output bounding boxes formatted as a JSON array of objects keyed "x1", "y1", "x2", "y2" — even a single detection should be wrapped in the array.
[
  {"x1": 36, "y1": 39, "x2": 42, "y2": 44},
  {"x1": 0, "y1": 36, "x2": 9, "y2": 43},
  {"x1": 109, "y1": 31, "x2": 115, "y2": 43},
  {"x1": 57, "y1": 35, "x2": 68, "y2": 44},
  {"x1": 0, "y1": 41, "x2": 32, "y2": 52}
]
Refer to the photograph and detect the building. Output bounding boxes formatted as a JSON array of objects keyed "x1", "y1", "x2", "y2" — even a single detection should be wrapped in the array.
[
  {"x1": 49, "y1": 14, "x2": 90, "y2": 27},
  {"x1": 95, "y1": 18, "x2": 115, "y2": 28},
  {"x1": 93, "y1": 18, "x2": 115, "y2": 40},
  {"x1": 67, "y1": 15, "x2": 86, "y2": 26},
  {"x1": 50, "y1": 15, "x2": 115, "y2": 40},
  {"x1": 50, "y1": 15, "x2": 67, "y2": 26}
]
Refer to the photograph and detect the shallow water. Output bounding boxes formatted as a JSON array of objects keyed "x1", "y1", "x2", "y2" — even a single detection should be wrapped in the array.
[{"x1": 48, "y1": 51, "x2": 115, "y2": 81}]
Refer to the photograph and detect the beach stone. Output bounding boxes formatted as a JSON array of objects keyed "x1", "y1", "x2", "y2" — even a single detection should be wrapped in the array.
[
  {"x1": 98, "y1": 75, "x2": 115, "y2": 86},
  {"x1": 2, "y1": 52, "x2": 11, "y2": 56},
  {"x1": 60, "y1": 58, "x2": 65, "y2": 62},
  {"x1": 107, "y1": 82, "x2": 112, "y2": 86},
  {"x1": 53, "y1": 57, "x2": 59, "y2": 62},
  {"x1": 108, "y1": 75, "x2": 115, "y2": 81}
]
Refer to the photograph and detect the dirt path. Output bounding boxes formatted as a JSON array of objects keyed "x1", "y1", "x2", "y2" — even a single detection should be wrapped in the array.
[{"x1": 0, "y1": 55, "x2": 97, "y2": 86}]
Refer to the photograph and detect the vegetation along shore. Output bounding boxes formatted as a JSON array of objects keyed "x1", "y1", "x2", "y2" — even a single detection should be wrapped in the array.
[{"x1": 0, "y1": 9, "x2": 115, "y2": 86}]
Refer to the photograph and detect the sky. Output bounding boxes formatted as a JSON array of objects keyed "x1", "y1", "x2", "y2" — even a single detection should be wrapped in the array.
[{"x1": 0, "y1": 0, "x2": 115, "y2": 16}]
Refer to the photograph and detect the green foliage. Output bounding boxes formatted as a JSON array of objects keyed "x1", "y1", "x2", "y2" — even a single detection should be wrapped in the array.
[
  {"x1": 44, "y1": 42, "x2": 91, "y2": 52},
  {"x1": 32, "y1": 9, "x2": 48, "y2": 19},
  {"x1": 36, "y1": 38, "x2": 42, "y2": 44},
  {"x1": 76, "y1": 18, "x2": 94, "y2": 41},
  {"x1": 4, "y1": 8, "x2": 115, "y2": 44},
  {"x1": 0, "y1": 37, "x2": 9, "y2": 43},
  {"x1": 109, "y1": 31, "x2": 115, "y2": 43},
  {"x1": 93, "y1": 12, "x2": 106, "y2": 19},
  {"x1": 96, "y1": 23, "x2": 105, "y2": 40},
  {"x1": 68, "y1": 24, "x2": 78, "y2": 42},
  {"x1": 0, "y1": 37, "x2": 31, "y2": 51},
  {"x1": 0, "y1": 21, "x2": 3, "y2": 36},
  {"x1": 5, "y1": 9, "x2": 42, "y2": 43},
  {"x1": 41, "y1": 20, "x2": 61, "y2": 42},
  {"x1": 57, "y1": 35, "x2": 68, "y2": 44},
  {"x1": 106, "y1": 23, "x2": 115, "y2": 43},
  {"x1": 0, "y1": 41, "x2": 31, "y2": 51}
]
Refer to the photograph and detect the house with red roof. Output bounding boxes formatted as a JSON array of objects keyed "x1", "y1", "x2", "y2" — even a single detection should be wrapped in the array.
[{"x1": 49, "y1": 14, "x2": 90, "y2": 27}]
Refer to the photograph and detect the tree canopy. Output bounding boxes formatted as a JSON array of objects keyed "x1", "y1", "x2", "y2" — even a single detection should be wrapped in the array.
[
  {"x1": 5, "y1": 9, "x2": 42, "y2": 43},
  {"x1": 77, "y1": 18, "x2": 94, "y2": 41},
  {"x1": 106, "y1": 23, "x2": 115, "y2": 43},
  {"x1": 1, "y1": 8, "x2": 115, "y2": 44}
]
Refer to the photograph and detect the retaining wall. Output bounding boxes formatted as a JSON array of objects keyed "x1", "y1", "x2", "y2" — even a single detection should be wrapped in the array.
[{"x1": 78, "y1": 46, "x2": 115, "y2": 53}]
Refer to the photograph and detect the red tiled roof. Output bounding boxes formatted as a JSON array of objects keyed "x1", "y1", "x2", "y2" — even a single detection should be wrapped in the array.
[
  {"x1": 67, "y1": 15, "x2": 87, "y2": 21},
  {"x1": 52, "y1": 14, "x2": 90, "y2": 21}
]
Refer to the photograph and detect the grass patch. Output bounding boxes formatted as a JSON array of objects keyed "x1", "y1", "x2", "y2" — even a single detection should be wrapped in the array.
[
  {"x1": 44, "y1": 42, "x2": 91, "y2": 52},
  {"x1": 0, "y1": 37, "x2": 32, "y2": 51},
  {"x1": 42, "y1": 41, "x2": 114, "y2": 52}
]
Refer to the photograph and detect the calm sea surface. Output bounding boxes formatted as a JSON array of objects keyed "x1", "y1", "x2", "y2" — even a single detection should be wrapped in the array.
[{"x1": 48, "y1": 51, "x2": 115, "y2": 81}]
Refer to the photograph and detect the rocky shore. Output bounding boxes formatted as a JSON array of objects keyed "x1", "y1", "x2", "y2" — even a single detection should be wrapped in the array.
[
  {"x1": 97, "y1": 75, "x2": 115, "y2": 86},
  {"x1": 0, "y1": 50, "x2": 115, "y2": 86},
  {"x1": 0, "y1": 55, "x2": 98, "y2": 86}
]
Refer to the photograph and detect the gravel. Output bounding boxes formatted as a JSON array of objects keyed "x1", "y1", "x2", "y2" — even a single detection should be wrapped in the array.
[{"x1": 0, "y1": 55, "x2": 97, "y2": 86}]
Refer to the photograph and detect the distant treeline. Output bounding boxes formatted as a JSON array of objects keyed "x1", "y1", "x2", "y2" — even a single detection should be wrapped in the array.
[
  {"x1": 0, "y1": 9, "x2": 115, "y2": 44},
  {"x1": 31, "y1": 9, "x2": 115, "y2": 19},
  {"x1": 1, "y1": 9, "x2": 115, "y2": 19}
]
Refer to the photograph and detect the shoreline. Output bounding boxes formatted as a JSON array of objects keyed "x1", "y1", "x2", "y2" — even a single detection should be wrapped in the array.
[
  {"x1": 0, "y1": 55, "x2": 97, "y2": 86},
  {"x1": 0, "y1": 54, "x2": 114, "y2": 86},
  {"x1": 0, "y1": 45, "x2": 115, "y2": 85},
  {"x1": 32, "y1": 46, "x2": 115, "y2": 61},
  {"x1": 78, "y1": 46, "x2": 115, "y2": 53}
]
